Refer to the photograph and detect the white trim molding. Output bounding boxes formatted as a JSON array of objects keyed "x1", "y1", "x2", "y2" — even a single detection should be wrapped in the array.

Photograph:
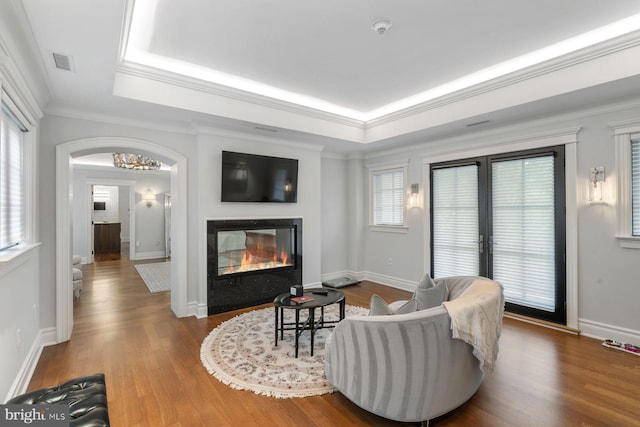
[
  {"x1": 56, "y1": 137, "x2": 189, "y2": 343},
  {"x1": 579, "y1": 318, "x2": 640, "y2": 345},
  {"x1": 366, "y1": 160, "x2": 410, "y2": 229},
  {"x1": 612, "y1": 119, "x2": 640, "y2": 248},
  {"x1": 422, "y1": 127, "x2": 580, "y2": 329}
]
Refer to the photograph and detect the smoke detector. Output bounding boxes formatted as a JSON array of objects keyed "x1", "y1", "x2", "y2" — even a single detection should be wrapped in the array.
[{"x1": 372, "y1": 19, "x2": 392, "y2": 35}]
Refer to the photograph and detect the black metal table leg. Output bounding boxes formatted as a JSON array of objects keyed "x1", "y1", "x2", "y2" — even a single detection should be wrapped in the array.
[
  {"x1": 274, "y1": 305, "x2": 279, "y2": 346},
  {"x1": 280, "y1": 307, "x2": 284, "y2": 340},
  {"x1": 294, "y1": 309, "x2": 300, "y2": 358},
  {"x1": 309, "y1": 308, "x2": 315, "y2": 357}
]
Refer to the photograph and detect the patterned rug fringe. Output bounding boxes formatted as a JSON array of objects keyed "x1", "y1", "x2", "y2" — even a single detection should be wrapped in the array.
[{"x1": 200, "y1": 304, "x2": 367, "y2": 398}]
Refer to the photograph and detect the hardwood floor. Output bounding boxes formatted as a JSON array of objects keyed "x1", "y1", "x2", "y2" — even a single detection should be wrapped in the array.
[{"x1": 29, "y1": 259, "x2": 640, "y2": 426}]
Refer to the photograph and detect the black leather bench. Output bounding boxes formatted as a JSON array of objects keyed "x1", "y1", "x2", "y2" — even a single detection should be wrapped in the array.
[{"x1": 7, "y1": 373, "x2": 110, "y2": 427}]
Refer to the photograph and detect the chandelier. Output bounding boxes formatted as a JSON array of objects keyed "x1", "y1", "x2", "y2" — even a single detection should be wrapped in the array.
[{"x1": 112, "y1": 153, "x2": 161, "y2": 170}]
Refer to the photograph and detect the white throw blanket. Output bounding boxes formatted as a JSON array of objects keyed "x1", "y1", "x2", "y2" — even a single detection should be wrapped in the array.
[{"x1": 443, "y1": 278, "x2": 504, "y2": 374}]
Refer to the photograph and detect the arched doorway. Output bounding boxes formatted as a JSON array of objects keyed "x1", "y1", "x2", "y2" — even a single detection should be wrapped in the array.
[{"x1": 56, "y1": 137, "x2": 188, "y2": 343}]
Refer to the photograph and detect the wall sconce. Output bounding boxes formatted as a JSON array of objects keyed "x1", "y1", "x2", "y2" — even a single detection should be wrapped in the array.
[
  {"x1": 142, "y1": 188, "x2": 155, "y2": 207},
  {"x1": 408, "y1": 183, "x2": 421, "y2": 209},
  {"x1": 588, "y1": 166, "x2": 605, "y2": 203}
]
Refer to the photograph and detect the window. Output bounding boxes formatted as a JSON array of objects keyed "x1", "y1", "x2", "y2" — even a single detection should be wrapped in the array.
[
  {"x1": 369, "y1": 163, "x2": 407, "y2": 229},
  {"x1": 0, "y1": 102, "x2": 26, "y2": 251},
  {"x1": 613, "y1": 121, "x2": 640, "y2": 248},
  {"x1": 632, "y1": 139, "x2": 640, "y2": 236}
]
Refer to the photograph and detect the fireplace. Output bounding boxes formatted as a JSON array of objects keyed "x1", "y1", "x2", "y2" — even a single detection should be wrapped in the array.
[{"x1": 207, "y1": 218, "x2": 302, "y2": 315}]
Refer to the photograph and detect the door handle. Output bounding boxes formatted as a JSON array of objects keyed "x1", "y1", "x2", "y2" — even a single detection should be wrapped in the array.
[{"x1": 476, "y1": 235, "x2": 484, "y2": 254}]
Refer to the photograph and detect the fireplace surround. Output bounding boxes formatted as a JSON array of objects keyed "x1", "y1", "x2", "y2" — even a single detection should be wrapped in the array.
[{"x1": 207, "y1": 218, "x2": 302, "y2": 315}]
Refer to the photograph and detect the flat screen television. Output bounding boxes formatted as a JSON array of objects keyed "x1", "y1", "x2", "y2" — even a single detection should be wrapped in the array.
[
  {"x1": 93, "y1": 201, "x2": 106, "y2": 210},
  {"x1": 221, "y1": 151, "x2": 298, "y2": 203}
]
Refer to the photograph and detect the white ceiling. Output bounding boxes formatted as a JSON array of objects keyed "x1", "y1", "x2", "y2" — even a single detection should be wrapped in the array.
[{"x1": 15, "y1": 0, "x2": 640, "y2": 154}]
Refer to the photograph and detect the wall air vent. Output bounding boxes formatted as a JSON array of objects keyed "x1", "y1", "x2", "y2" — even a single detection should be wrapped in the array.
[{"x1": 52, "y1": 52, "x2": 73, "y2": 71}]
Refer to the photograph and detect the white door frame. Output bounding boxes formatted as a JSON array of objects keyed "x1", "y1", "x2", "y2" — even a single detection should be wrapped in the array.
[
  {"x1": 87, "y1": 181, "x2": 136, "y2": 263},
  {"x1": 56, "y1": 137, "x2": 188, "y2": 343}
]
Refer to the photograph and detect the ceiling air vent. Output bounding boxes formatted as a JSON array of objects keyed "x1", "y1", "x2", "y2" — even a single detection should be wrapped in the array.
[
  {"x1": 52, "y1": 52, "x2": 72, "y2": 71},
  {"x1": 466, "y1": 120, "x2": 491, "y2": 127}
]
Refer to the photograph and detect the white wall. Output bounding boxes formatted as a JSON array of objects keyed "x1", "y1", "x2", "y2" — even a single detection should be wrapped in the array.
[
  {"x1": 0, "y1": 249, "x2": 41, "y2": 401},
  {"x1": 196, "y1": 133, "x2": 324, "y2": 288},
  {"x1": 359, "y1": 101, "x2": 640, "y2": 343},
  {"x1": 0, "y1": 2, "x2": 45, "y2": 401},
  {"x1": 118, "y1": 186, "x2": 130, "y2": 241},
  {"x1": 320, "y1": 156, "x2": 349, "y2": 279}
]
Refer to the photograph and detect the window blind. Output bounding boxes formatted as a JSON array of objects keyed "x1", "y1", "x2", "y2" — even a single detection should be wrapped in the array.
[
  {"x1": 492, "y1": 156, "x2": 555, "y2": 311},
  {"x1": 0, "y1": 102, "x2": 25, "y2": 251},
  {"x1": 373, "y1": 168, "x2": 404, "y2": 226},
  {"x1": 432, "y1": 165, "x2": 479, "y2": 278},
  {"x1": 632, "y1": 140, "x2": 640, "y2": 236}
]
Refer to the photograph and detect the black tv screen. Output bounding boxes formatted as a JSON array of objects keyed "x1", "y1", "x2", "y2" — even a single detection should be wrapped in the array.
[
  {"x1": 221, "y1": 151, "x2": 298, "y2": 203},
  {"x1": 93, "y1": 201, "x2": 106, "y2": 210}
]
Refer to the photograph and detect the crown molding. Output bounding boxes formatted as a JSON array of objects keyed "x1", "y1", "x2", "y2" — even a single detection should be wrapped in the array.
[
  {"x1": 44, "y1": 104, "x2": 193, "y2": 135},
  {"x1": 0, "y1": 39, "x2": 43, "y2": 124},
  {"x1": 366, "y1": 29, "x2": 640, "y2": 129},
  {"x1": 190, "y1": 121, "x2": 325, "y2": 152},
  {"x1": 115, "y1": 62, "x2": 366, "y2": 130}
]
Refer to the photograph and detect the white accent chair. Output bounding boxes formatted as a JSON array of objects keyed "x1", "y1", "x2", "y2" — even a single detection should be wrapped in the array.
[{"x1": 72, "y1": 255, "x2": 83, "y2": 298}]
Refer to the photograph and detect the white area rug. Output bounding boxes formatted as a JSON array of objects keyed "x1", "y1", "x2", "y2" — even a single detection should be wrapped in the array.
[
  {"x1": 135, "y1": 262, "x2": 170, "y2": 293},
  {"x1": 200, "y1": 304, "x2": 368, "y2": 398}
]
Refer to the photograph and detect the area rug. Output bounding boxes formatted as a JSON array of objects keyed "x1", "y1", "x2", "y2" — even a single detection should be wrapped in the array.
[
  {"x1": 134, "y1": 262, "x2": 170, "y2": 293},
  {"x1": 200, "y1": 304, "x2": 368, "y2": 398}
]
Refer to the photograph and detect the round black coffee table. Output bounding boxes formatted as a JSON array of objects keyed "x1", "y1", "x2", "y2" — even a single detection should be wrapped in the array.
[{"x1": 273, "y1": 288, "x2": 346, "y2": 358}]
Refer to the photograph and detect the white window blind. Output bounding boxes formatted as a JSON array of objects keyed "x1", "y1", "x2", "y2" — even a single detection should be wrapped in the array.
[
  {"x1": 492, "y1": 156, "x2": 555, "y2": 311},
  {"x1": 0, "y1": 102, "x2": 25, "y2": 251},
  {"x1": 432, "y1": 165, "x2": 479, "y2": 278},
  {"x1": 373, "y1": 168, "x2": 404, "y2": 226},
  {"x1": 631, "y1": 140, "x2": 640, "y2": 236}
]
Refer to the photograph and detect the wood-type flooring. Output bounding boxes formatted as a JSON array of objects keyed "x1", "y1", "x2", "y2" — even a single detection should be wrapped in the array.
[{"x1": 28, "y1": 258, "x2": 640, "y2": 426}]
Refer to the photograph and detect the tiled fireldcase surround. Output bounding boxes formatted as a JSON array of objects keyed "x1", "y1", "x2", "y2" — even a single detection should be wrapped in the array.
[{"x1": 206, "y1": 218, "x2": 303, "y2": 315}]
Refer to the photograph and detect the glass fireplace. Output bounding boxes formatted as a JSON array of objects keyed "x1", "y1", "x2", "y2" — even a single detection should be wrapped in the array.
[
  {"x1": 216, "y1": 227, "x2": 295, "y2": 276},
  {"x1": 207, "y1": 218, "x2": 303, "y2": 315}
]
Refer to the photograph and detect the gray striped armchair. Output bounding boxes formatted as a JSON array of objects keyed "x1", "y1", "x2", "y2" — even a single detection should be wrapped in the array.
[{"x1": 324, "y1": 276, "x2": 503, "y2": 425}]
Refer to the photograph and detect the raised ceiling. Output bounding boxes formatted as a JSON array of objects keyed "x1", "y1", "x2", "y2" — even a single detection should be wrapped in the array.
[{"x1": 16, "y1": 0, "x2": 640, "y2": 150}]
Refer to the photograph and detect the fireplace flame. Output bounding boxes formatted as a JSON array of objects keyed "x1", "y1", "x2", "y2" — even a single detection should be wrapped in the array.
[{"x1": 222, "y1": 245, "x2": 292, "y2": 275}]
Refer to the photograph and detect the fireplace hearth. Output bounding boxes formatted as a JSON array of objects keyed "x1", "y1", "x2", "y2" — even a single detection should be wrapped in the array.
[{"x1": 207, "y1": 218, "x2": 302, "y2": 315}]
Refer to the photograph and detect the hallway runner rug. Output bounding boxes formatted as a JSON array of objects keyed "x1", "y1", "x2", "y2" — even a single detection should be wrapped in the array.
[
  {"x1": 200, "y1": 304, "x2": 368, "y2": 398},
  {"x1": 135, "y1": 262, "x2": 170, "y2": 293}
]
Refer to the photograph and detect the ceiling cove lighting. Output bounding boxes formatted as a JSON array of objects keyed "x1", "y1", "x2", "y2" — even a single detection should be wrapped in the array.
[
  {"x1": 113, "y1": 153, "x2": 161, "y2": 170},
  {"x1": 124, "y1": 2, "x2": 640, "y2": 122}
]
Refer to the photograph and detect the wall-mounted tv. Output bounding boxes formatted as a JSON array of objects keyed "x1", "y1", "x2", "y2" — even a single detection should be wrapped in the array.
[
  {"x1": 221, "y1": 151, "x2": 298, "y2": 203},
  {"x1": 93, "y1": 201, "x2": 106, "y2": 210}
]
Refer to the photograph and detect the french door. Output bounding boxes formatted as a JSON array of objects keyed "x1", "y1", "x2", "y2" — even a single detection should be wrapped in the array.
[{"x1": 430, "y1": 146, "x2": 566, "y2": 324}]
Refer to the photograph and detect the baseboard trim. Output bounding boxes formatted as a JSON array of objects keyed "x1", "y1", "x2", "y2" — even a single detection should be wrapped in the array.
[
  {"x1": 363, "y1": 272, "x2": 416, "y2": 292},
  {"x1": 5, "y1": 330, "x2": 46, "y2": 402},
  {"x1": 187, "y1": 301, "x2": 208, "y2": 319},
  {"x1": 579, "y1": 318, "x2": 640, "y2": 344},
  {"x1": 504, "y1": 312, "x2": 580, "y2": 335}
]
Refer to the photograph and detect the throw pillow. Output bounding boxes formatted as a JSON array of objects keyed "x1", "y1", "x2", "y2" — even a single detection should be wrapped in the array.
[
  {"x1": 369, "y1": 294, "x2": 417, "y2": 315},
  {"x1": 414, "y1": 275, "x2": 448, "y2": 310}
]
